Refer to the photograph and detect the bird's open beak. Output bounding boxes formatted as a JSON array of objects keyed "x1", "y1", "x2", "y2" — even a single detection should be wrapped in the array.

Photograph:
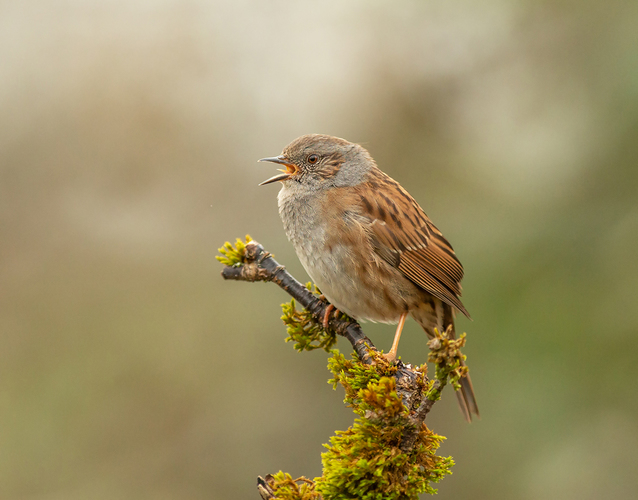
[{"x1": 258, "y1": 155, "x2": 297, "y2": 185}]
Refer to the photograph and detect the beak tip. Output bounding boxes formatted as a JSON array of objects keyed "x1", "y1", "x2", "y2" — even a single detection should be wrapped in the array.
[
  {"x1": 259, "y1": 172, "x2": 291, "y2": 186},
  {"x1": 259, "y1": 155, "x2": 287, "y2": 165},
  {"x1": 259, "y1": 155, "x2": 294, "y2": 185}
]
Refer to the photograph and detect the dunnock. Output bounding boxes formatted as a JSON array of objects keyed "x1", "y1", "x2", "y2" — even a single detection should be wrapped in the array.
[{"x1": 259, "y1": 134, "x2": 478, "y2": 421}]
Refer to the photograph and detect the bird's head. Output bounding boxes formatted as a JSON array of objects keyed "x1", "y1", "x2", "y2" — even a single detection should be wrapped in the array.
[{"x1": 259, "y1": 134, "x2": 374, "y2": 189}]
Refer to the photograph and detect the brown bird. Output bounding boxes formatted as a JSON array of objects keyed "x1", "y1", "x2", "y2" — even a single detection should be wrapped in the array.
[{"x1": 259, "y1": 134, "x2": 479, "y2": 422}]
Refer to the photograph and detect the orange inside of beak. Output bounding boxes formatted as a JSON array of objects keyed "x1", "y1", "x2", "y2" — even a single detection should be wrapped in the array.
[{"x1": 279, "y1": 163, "x2": 297, "y2": 175}]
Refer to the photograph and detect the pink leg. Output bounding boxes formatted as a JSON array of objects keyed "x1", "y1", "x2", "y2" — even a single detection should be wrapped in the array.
[{"x1": 383, "y1": 311, "x2": 408, "y2": 362}]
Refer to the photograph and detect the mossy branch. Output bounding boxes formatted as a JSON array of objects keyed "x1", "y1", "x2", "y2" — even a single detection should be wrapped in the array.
[
  {"x1": 220, "y1": 237, "x2": 375, "y2": 362},
  {"x1": 216, "y1": 235, "x2": 253, "y2": 266},
  {"x1": 281, "y1": 285, "x2": 338, "y2": 352},
  {"x1": 258, "y1": 473, "x2": 320, "y2": 500},
  {"x1": 397, "y1": 327, "x2": 470, "y2": 451},
  {"x1": 218, "y1": 237, "x2": 473, "y2": 499}
]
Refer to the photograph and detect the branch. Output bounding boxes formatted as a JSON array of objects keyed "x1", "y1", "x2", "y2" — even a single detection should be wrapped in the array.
[
  {"x1": 222, "y1": 240, "x2": 375, "y2": 363},
  {"x1": 257, "y1": 476, "x2": 275, "y2": 500},
  {"x1": 219, "y1": 238, "x2": 460, "y2": 496},
  {"x1": 222, "y1": 241, "x2": 435, "y2": 414}
]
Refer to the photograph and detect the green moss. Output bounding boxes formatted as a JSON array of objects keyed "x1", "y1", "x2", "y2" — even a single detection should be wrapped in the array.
[
  {"x1": 327, "y1": 350, "x2": 398, "y2": 413},
  {"x1": 317, "y1": 413, "x2": 452, "y2": 499},
  {"x1": 266, "y1": 472, "x2": 321, "y2": 500},
  {"x1": 315, "y1": 352, "x2": 452, "y2": 499},
  {"x1": 216, "y1": 235, "x2": 252, "y2": 267},
  {"x1": 427, "y1": 328, "x2": 469, "y2": 396},
  {"x1": 281, "y1": 284, "x2": 337, "y2": 352},
  {"x1": 275, "y1": 299, "x2": 458, "y2": 498}
]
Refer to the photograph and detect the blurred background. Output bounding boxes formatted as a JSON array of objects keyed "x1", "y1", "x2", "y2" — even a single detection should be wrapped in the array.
[{"x1": 1, "y1": 1, "x2": 637, "y2": 499}]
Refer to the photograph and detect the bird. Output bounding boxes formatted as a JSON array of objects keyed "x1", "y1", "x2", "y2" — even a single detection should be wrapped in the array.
[{"x1": 259, "y1": 134, "x2": 479, "y2": 422}]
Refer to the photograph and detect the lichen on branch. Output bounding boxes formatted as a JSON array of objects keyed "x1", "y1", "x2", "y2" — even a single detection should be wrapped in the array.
[
  {"x1": 216, "y1": 235, "x2": 252, "y2": 267},
  {"x1": 217, "y1": 236, "x2": 476, "y2": 499},
  {"x1": 281, "y1": 285, "x2": 337, "y2": 352},
  {"x1": 317, "y1": 351, "x2": 452, "y2": 499},
  {"x1": 427, "y1": 327, "x2": 469, "y2": 398},
  {"x1": 258, "y1": 473, "x2": 321, "y2": 500}
]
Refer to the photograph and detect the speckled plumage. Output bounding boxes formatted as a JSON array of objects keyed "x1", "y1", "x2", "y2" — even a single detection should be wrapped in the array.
[{"x1": 261, "y1": 134, "x2": 479, "y2": 421}]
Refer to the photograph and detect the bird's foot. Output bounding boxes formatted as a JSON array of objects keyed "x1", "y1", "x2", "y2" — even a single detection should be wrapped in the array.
[
  {"x1": 382, "y1": 351, "x2": 397, "y2": 363},
  {"x1": 322, "y1": 304, "x2": 337, "y2": 329}
]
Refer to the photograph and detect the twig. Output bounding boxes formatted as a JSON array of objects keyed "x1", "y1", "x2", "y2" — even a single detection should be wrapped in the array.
[
  {"x1": 257, "y1": 476, "x2": 276, "y2": 500},
  {"x1": 222, "y1": 241, "x2": 375, "y2": 363},
  {"x1": 221, "y1": 240, "x2": 445, "y2": 450}
]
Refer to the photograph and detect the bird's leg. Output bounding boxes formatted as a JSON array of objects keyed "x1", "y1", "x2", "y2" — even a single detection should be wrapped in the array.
[
  {"x1": 322, "y1": 304, "x2": 335, "y2": 329},
  {"x1": 383, "y1": 311, "x2": 408, "y2": 362}
]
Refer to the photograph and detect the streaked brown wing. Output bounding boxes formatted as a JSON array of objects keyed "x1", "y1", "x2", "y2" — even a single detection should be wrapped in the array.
[{"x1": 356, "y1": 172, "x2": 470, "y2": 318}]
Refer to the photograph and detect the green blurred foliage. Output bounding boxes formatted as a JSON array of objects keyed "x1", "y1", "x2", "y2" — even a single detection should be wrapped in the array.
[{"x1": 1, "y1": 1, "x2": 637, "y2": 499}]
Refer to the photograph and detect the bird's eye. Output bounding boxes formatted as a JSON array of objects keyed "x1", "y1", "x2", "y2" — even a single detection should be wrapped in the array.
[{"x1": 307, "y1": 154, "x2": 319, "y2": 164}]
